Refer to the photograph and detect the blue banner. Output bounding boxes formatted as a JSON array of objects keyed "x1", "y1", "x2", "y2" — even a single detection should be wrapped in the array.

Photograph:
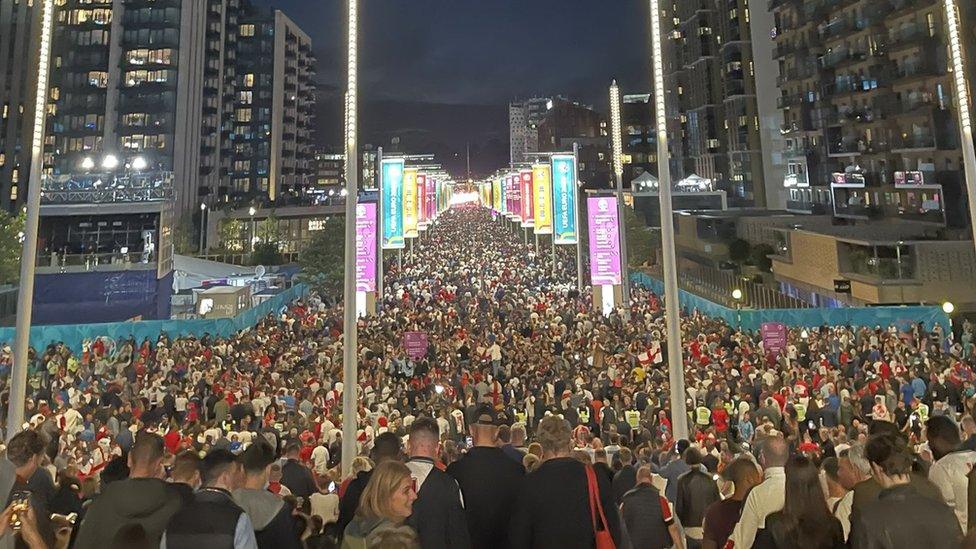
[
  {"x1": 382, "y1": 158, "x2": 405, "y2": 249},
  {"x1": 551, "y1": 154, "x2": 578, "y2": 244}
]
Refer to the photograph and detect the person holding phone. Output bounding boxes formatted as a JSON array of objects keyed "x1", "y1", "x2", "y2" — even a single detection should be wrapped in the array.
[{"x1": 0, "y1": 430, "x2": 55, "y2": 549}]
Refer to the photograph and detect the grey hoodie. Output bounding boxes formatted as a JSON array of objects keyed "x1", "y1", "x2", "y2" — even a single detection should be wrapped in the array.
[{"x1": 232, "y1": 488, "x2": 285, "y2": 530}]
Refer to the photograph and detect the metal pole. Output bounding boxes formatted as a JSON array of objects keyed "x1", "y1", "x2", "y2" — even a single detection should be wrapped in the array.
[
  {"x1": 551, "y1": 232, "x2": 557, "y2": 277},
  {"x1": 341, "y1": 0, "x2": 359, "y2": 476},
  {"x1": 944, "y1": 0, "x2": 976, "y2": 258},
  {"x1": 198, "y1": 204, "x2": 206, "y2": 255},
  {"x1": 376, "y1": 147, "x2": 384, "y2": 302},
  {"x1": 9, "y1": 0, "x2": 54, "y2": 441},
  {"x1": 523, "y1": 227, "x2": 527, "y2": 246},
  {"x1": 610, "y1": 80, "x2": 631, "y2": 320},
  {"x1": 535, "y1": 232, "x2": 539, "y2": 256},
  {"x1": 574, "y1": 142, "x2": 584, "y2": 292},
  {"x1": 650, "y1": 0, "x2": 688, "y2": 440}
]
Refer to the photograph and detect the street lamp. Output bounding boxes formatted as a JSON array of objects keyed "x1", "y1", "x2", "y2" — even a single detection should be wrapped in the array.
[
  {"x1": 943, "y1": 0, "x2": 976, "y2": 260},
  {"x1": 248, "y1": 206, "x2": 257, "y2": 252},
  {"x1": 731, "y1": 288, "x2": 744, "y2": 301},
  {"x1": 101, "y1": 154, "x2": 119, "y2": 170},
  {"x1": 732, "y1": 288, "x2": 743, "y2": 330},
  {"x1": 199, "y1": 203, "x2": 207, "y2": 255},
  {"x1": 943, "y1": 301, "x2": 956, "y2": 314},
  {"x1": 10, "y1": 0, "x2": 55, "y2": 440},
  {"x1": 80, "y1": 156, "x2": 95, "y2": 171},
  {"x1": 341, "y1": 0, "x2": 361, "y2": 477},
  {"x1": 609, "y1": 79, "x2": 631, "y2": 318},
  {"x1": 132, "y1": 156, "x2": 147, "y2": 171},
  {"x1": 649, "y1": 0, "x2": 688, "y2": 440}
]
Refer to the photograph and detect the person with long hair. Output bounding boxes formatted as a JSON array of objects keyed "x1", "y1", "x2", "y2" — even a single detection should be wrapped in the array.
[
  {"x1": 341, "y1": 461, "x2": 417, "y2": 549},
  {"x1": 758, "y1": 456, "x2": 844, "y2": 549}
]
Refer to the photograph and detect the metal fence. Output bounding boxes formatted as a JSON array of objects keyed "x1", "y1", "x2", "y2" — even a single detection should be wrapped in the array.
[{"x1": 647, "y1": 264, "x2": 811, "y2": 309}]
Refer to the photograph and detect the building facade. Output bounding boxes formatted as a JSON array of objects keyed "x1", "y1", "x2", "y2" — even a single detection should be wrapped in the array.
[
  {"x1": 666, "y1": 0, "x2": 785, "y2": 208},
  {"x1": 772, "y1": 0, "x2": 974, "y2": 231},
  {"x1": 508, "y1": 96, "x2": 550, "y2": 164}
]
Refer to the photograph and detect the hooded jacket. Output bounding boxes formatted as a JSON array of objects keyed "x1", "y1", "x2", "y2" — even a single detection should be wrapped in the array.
[
  {"x1": 74, "y1": 477, "x2": 187, "y2": 548},
  {"x1": 232, "y1": 488, "x2": 302, "y2": 549}
]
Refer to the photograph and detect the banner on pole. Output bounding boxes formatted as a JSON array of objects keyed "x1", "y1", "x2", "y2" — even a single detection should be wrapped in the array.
[
  {"x1": 381, "y1": 158, "x2": 405, "y2": 249},
  {"x1": 532, "y1": 164, "x2": 553, "y2": 234},
  {"x1": 355, "y1": 202, "x2": 377, "y2": 292},
  {"x1": 403, "y1": 168, "x2": 419, "y2": 238},
  {"x1": 403, "y1": 331, "x2": 428, "y2": 359},
  {"x1": 761, "y1": 322, "x2": 788, "y2": 354},
  {"x1": 552, "y1": 154, "x2": 578, "y2": 244},
  {"x1": 417, "y1": 174, "x2": 428, "y2": 229},
  {"x1": 520, "y1": 170, "x2": 534, "y2": 228},
  {"x1": 510, "y1": 173, "x2": 522, "y2": 223},
  {"x1": 587, "y1": 196, "x2": 622, "y2": 285}
]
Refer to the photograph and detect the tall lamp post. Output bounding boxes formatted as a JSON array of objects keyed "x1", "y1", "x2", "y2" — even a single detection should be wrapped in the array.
[
  {"x1": 649, "y1": 0, "x2": 688, "y2": 440},
  {"x1": 199, "y1": 203, "x2": 207, "y2": 255},
  {"x1": 248, "y1": 206, "x2": 257, "y2": 252},
  {"x1": 9, "y1": 0, "x2": 55, "y2": 440},
  {"x1": 609, "y1": 79, "x2": 631, "y2": 320},
  {"x1": 340, "y1": 0, "x2": 360, "y2": 477},
  {"x1": 943, "y1": 0, "x2": 976, "y2": 258}
]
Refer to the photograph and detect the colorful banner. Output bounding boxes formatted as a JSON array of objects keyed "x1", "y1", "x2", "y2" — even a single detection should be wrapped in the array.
[
  {"x1": 510, "y1": 174, "x2": 522, "y2": 222},
  {"x1": 761, "y1": 322, "x2": 788, "y2": 354},
  {"x1": 381, "y1": 158, "x2": 405, "y2": 249},
  {"x1": 520, "y1": 170, "x2": 534, "y2": 228},
  {"x1": 355, "y1": 202, "x2": 377, "y2": 292},
  {"x1": 532, "y1": 164, "x2": 553, "y2": 234},
  {"x1": 552, "y1": 154, "x2": 578, "y2": 244},
  {"x1": 492, "y1": 178, "x2": 501, "y2": 212},
  {"x1": 417, "y1": 174, "x2": 428, "y2": 229},
  {"x1": 427, "y1": 176, "x2": 436, "y2": 221},
  {"x1": 403, "y1": 331, "x2": 428, "y2": 359},
  {"x1": 403, "y1": 168, "x2": 419, "y2": 238},
  {"x1": 587, "y1": 196, "x2": 621, "y2": 285}
]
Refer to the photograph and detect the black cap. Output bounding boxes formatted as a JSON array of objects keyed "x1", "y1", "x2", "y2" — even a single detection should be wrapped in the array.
[{"x1": 473, "y1": 403, "x2": 499, "y2": 426}]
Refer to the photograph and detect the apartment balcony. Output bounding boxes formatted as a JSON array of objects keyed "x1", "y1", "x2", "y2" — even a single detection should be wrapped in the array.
[
  {"x1": 887, "y1": 0, "x2": 936, "y2": 19},
  {"x1": 819, "y1": 18, "x2": 852, "y2": 41},
  {"x1": 777, "y1": 94, "x2": 805, "y2": 108},
  {"x1": 891, "y1": 134, "x2": 937, "y2": 152},
  {"x1": 894, "y1": 61, "x2": 944, "y2": 83},
  {"x1": 827, "y1": 139, "x2": 864, "y2": 157},
  {"x1": 888, "y1": 25, "x2": 938, "y2": 51},
  {"x1": 774, "y1": 42, "x2": 797, "y2": 59}
]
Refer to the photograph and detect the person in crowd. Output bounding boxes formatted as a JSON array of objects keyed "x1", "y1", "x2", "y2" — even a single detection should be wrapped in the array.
[
  {"x1": 833, "y1": 444, "x2": 870, "y2": 541},
  {"x1": 725, "y1": 436, "x2": 788, "y2": 548},
  {"x1": 341, "y1": 461, "x2": 417, "y2": 549},
  {"x1": 658, "y1": 439, "x2": 692, "y2": 503},
  {"x1": 169, "y1": 451, "x2": 202, "y2": 499},
  {"x1": 162, "y1": 448, "x2": 258, "y2": 549},
  {"x1": 336, "y1": 432, "x2": 402, "y2": 538},
  {"x1": 509, "y1": 416, "x2": 626, "y2": 548},
  {"x1": 850, "y1": 422, "x2": 941, "y2": 518},
  {"x1": 447, "y1": 404, "x2": 524, "y2": 548},
  {"x1": 760, "y1": 456, "x2": 845, "y2": 549},
  {"x1": 0, "y1": 430, "x2": 54, "y2": 549},
  {"x1": 675, "y1": 446, "x2": 720, "y2": 549},
  {"x1": 280, "y1": 441, "x2": 317, "y2": 505},
  {"x1": 925, "y1": 415, "x2": 976, "y2": 532},
  {"x1": 404, "y1": 416, "x2": 470, "y2": 548},
  {"x1": 233, "y1": 441, "x2": 302, "y2": 549},
  {"x1": 702, "y1": 457, "x2": 762, "y2": 549},
  {"x1": 619, "y1": 465, "x2": 684, "y2": 549},
  {"x1": 850, "y1": 433, "x2": 962, "y2": 549},
  {"x1": 75, "y1": 433, "x2": 186, "y2": 548},
  {"x1": 612, "y1": 447, "x2": 637, "y2": 505}
]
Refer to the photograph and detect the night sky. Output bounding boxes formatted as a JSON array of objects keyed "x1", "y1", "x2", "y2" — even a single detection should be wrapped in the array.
[{"x1": 261, "y1": 0, "x2": 653, "y2": 176}]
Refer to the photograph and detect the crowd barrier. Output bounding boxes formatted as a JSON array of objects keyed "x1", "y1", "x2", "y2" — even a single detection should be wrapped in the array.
[
  {"x1": 630, "y1": 272, "x2": 950, "y2": 332},
  {"x1": 0, "y1": 284, "x2": 309, "y2": 353}
]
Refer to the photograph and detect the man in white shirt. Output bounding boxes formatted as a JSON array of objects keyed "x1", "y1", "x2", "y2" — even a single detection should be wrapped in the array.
[
  {"x1": 310, "y1": 444, "x2": 330, "y2": 477},
  {"x1": 726, "y1": 436, "x2": 788, "y2": 548},
  {"x1": 926, "y1": 416, "x2": 976, "y2": 531}
]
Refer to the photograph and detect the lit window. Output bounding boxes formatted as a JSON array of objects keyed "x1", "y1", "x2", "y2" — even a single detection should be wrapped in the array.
[
  {"x1": 243, "y1": 73, "x2": 254, "y2": 87},
  {"x1": 236, "y1": 108, "x2": 251, "y2": 122},
  {"x1": 9, "y1": 186, "x2": 16, "y2": 201},
  {"x1": 240, "y1": 24, "x2": 254, "y2": 37},
  {"x1": 11, "y1": 169, "x2": 18, "y2": 184}
]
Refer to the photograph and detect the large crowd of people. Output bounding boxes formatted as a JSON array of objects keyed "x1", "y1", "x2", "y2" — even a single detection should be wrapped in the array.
[{"x1": 0, "y1": 206, "x2": 973, "y2": 548}]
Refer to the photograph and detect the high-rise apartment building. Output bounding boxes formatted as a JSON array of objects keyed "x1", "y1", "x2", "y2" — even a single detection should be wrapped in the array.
[
  {"x1": 0, "y1": 0, "x2": 42, "y2": 213},
  {"x1": 772, "y1": 0, "x2": 974, "y2": 230},
  {"x1": 508, "y1": 96, "x2": 551, "y2": 164},
  {"x1": 667, "y1": 0, "x2": 785, "y2": 208},
  {"x1": 229, "y1": 6, "x2": 315, "y2": 202}
]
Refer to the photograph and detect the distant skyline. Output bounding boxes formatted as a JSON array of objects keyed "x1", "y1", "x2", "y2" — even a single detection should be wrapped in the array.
[{"x1": 262, "y1": 0, "x2": 653, "y2": 175}]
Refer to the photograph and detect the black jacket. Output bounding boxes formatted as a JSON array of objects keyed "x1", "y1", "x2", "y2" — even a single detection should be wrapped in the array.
[
  {"x1": 164, "y1": 488, "x2": 243, "y2": 549},
  {"x1": 759, "y1": 511, "x2": 845, "y2": 549},
  {"x1": 74, "y1": 477, "x2": 186, "y2": 549},
  {"x1": 620, "y1": 484, "x2": 675, "y2": 549},
  {"x1": 280, "y1": 458, "x2": 317, "y2": 500},
  {"x1": 850, "y1": 483, "x2": 962, "y2": 549},
  {"x1": 612, "y1": 465, "x2": 637, "y2": 505},
  {"x1": 447, "y1": 447, "x2": 525, "y2": 549},
  {"x1": 674, "y1": 466, "x2": 720, "y2": 529},
  {"x1": 336, "y1": 470, "x2": 371, "y2": 539},
  {"x1": 405, "y1": 457, "x2": 471, "y2": 549}
]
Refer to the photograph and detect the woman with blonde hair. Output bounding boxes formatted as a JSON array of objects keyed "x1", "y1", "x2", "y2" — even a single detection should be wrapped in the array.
[{"x1": 341, "y1": 461, "x2": 417, "y2": 549}]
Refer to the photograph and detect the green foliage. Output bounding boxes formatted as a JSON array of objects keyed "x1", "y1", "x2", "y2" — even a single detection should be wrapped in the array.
[
  {"x1": 297, "y1": 217, "x2": 345, "y2": 296},
  {"x1": 0, "y1": 210, "x2": 25, "y2": 285},
  {"x1": 623, "y1": 206, "x2": 656, "y2": 268},
  {"x1": 172, "y1": 215, "x2": 196, "y2": 255},
  {"x1": 750, "y1": 243, "x2": 775, "y2": 272},
  {"x1": 728, "y1": 238, "x2": 751, "y2": 263},
  {"x1": 217, "y1": 218, "x2": 245, "y2": 252},
  {"x1": 256, "y1": 212, "x2": 281, "y2": 243},
  {"x1": 251, "y1": 241, "x2": 283, "y2": 266}
]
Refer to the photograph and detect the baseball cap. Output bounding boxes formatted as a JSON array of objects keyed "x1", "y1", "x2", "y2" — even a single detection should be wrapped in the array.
[{"x1": 473, "y1": 404, "x2": 503, "y2": 426}]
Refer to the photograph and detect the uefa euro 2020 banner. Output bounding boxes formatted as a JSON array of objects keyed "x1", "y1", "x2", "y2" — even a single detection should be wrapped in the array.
[
  {"x1": 551, "y1": 154, "x2": 578, "y2": 245},
  {"x1": 403, "y1": 168, "x2": 419, "y2": 238},
  {"x1": 587, "y1": 196, "x2": 621, "y2": 286},
  {"x1": 381, "y1": 158, "x2": 405, "y2": 249},
  {"x1": 532, "y1": 164, "x2": 553, "y2": 234},
  {"x1": 417, "y1": 174, "x2": 428, "y2": 229},
  {"x1": 355, "y1": 202, "x2": 377, "y2": 292},
  {"x1": 520, "y1": 170, "x2": 534, "y2": 228}
]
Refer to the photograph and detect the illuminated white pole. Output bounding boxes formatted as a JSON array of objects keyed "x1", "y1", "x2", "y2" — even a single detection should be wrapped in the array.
[
  {"x1": 610, "y1": 80, "x2": 631, "y2": 320},
  {"x1": 9, "y1": 0, "x2": 54, "y2": 441},
  {"x1": 944, "y1": 0, "x2": 976, "y2": 256},
  {"x1": 341, "y1": 0, "x2": 359, "y2": 476},
  {"x1": 574, "y1": 143, "x2": 584, "y2": 291},
  {"x1": 650, "y1": 0, "x2": 688, "y2": 440}
]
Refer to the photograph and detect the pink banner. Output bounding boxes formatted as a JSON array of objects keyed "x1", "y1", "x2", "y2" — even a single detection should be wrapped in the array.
[
  {"x1": 417, "y1": 174, "x2": 427, "y2": 225},
  {"x1": 355, "y1": 203, "x2": 377, "y2": 292},
  {"x1": 520, "y1": 170, "x2": 534, "y2": 227},
  {"x1": 587, "y1": 196, "x2": 621, "y2": 286},
  {"x1": 403, "y1": 331, "x2": 428, "y2": 359},
  {"x1": 761, "y1": 322, "x2": 788, "y2": 354}
]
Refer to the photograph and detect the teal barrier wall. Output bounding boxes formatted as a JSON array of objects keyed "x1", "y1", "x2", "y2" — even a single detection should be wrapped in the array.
[
  {"x1": 630, "y1": 272, "x2": 950, "y2": 332},
  {"x1": 0, "y1": 284, "x2": 309, "y2": 353}
]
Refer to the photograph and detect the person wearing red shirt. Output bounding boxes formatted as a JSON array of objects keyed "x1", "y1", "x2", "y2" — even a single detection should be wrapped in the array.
[{"x1": 712, "y1": 402, "x2": 729, "y2": 434}]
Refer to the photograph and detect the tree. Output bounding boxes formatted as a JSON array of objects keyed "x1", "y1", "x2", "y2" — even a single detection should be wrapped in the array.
[
  {"x1": 623, "y1": 206, "x2": 656, "y2": 268},
  {"x1": 0, "y1": 210, "x2": 25, "y2": 285},
  {"x1": 251, "y1": 241, "x2": 283, "y2": 266},
  {"x1": 172, "y1": 215, "x2": 196, "y2": 255},
  {"x1": 297, "y1": 217, "x2": 345, "y2": 297},
  {"x1": 217, "y1": 218, "x2": 245, "y2": 252},
  {"x1": 729, "y1": 238, "x2": 751, "y2": 263},
  {"x1": 750, "y1": 243, "x2": 775, "y2": 272}
]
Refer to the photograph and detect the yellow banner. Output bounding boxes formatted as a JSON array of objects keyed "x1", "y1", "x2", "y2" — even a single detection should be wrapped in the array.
[
  {"x1": 403, "y1": 168, "x2": 419, "y2": 238},
  {"x1": 532, "y1": 164, "x2": 553, "y2": 234},
  {"x1": 493, "y1": 178, "x2": 502, "y2": 212}
]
